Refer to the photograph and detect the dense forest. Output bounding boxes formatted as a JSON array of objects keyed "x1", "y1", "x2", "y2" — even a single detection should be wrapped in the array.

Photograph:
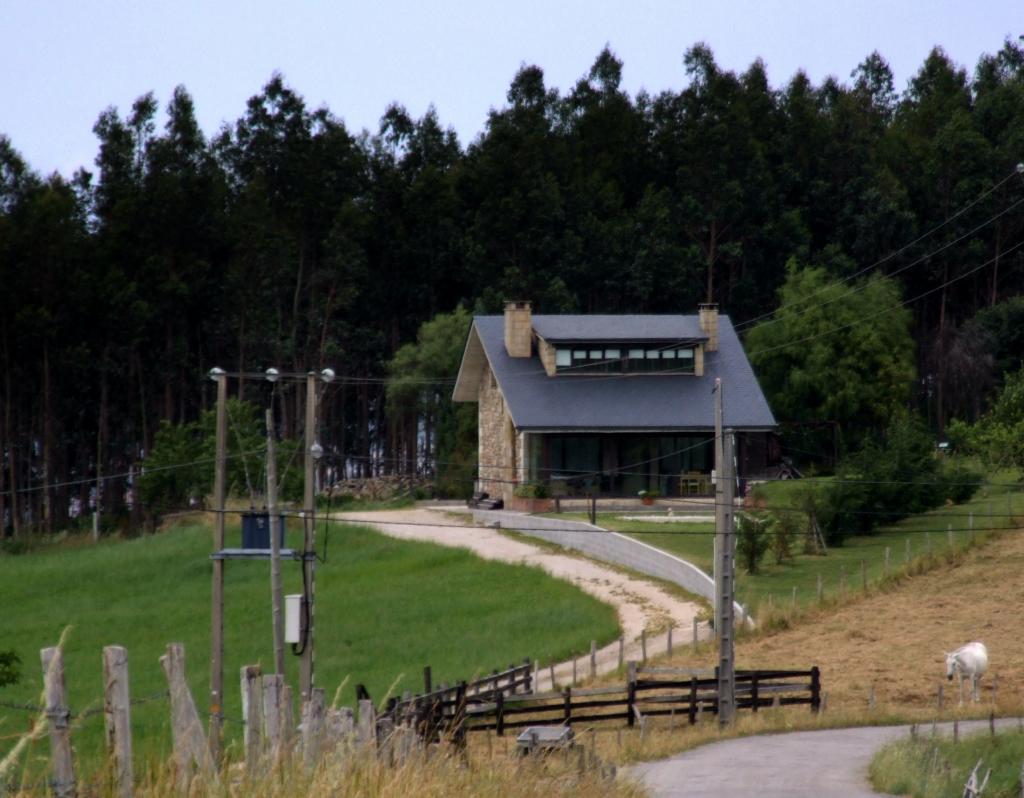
[{"x1": 2, "y1": 40, "x2": 1023, "y2": 534}]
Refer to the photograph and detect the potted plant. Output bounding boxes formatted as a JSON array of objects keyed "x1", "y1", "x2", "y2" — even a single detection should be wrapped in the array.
[
  {"x1": 638, "y1": 489, "x2": 660, "y2": 506},
  {"x1": 510, "y1": 482, "x2": 553, "y2": 513}
]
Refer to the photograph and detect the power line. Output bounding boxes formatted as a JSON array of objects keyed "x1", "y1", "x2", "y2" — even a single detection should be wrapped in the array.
[
  {"x1": 733, "y1": 195, "x2": 1024, "y2": 335},
  {"x1": 733, "y1": 165, "x2": 1024, "y2": 332},
  {"x1": 745, "y1": 237, "x2": 1024, "y2": 358}
]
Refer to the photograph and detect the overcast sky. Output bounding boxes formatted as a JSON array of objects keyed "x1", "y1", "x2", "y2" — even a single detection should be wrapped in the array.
[{"x1": 2, "y1": 0, "x2": 1020, "y2": 178}]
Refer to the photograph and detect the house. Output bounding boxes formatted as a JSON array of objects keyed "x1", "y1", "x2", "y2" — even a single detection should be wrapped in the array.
[{"x1": 453, "y1": 302, "x2": 777, "y2": 502}]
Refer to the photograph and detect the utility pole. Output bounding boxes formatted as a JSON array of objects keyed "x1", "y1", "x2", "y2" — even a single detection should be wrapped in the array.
[
  {"x1": 300, "y1": 372, "x2": 318, "y2": 701},
  {"x1": 209, "y1": 369, "x2": 227, "y2": 761},
  {"x1": 266, "y1": 408, "x2": 285, "y2": 676},
  {"x1": 713, "y1": 377, "x2": 736, "y2": 726}
]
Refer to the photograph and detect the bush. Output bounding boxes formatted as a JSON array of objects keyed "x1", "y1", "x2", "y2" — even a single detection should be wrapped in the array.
[
  {"x1": 513, "y1": 482, "x2": 549, "y2": 499},
  {"x1": 767, "y1": 509, "x2": 803, "y2": 564},
  {"x1": 736, "y1": 512, "x2": 771, "y2": 574},
  {"x1": 0, "y1": 650, "x2": 20, "y2": 688},
  {"x1": 807, "y1": 412, "x2": 977, "y2": 545}
]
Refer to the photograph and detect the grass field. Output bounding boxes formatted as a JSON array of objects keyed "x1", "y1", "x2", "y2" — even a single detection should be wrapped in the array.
[
  {"x1": 549, "y1": 470, "x2": 1023, "y2": 618},
  {"x1": 871, "y1": 728, "x2": 1024, "y2": 797},
  {"x1": 0, "y1": 519, "x2": 619, "y2": 778}
]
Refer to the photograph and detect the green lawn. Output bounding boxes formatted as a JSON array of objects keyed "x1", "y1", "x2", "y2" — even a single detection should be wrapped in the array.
[
  {"x1": 0, "y1": 521, "x2": 619, "y2": 777},
  {"x1": 545, "y1": 471, "x2": 1022, "y2": 617}
]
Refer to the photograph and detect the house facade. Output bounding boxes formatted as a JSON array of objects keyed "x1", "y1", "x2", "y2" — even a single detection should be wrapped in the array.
[{"x1": 453, "y1": 302, "x2": 777, "y2": 501}]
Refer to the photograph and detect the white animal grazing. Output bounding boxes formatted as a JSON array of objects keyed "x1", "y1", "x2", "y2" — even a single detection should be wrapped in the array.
[{"x1": 945, "y1": 642, "x2": 988, "y2": 705}]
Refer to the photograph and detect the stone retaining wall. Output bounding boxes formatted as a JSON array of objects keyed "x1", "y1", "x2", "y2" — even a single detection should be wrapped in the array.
[{"x1": 471, "y1": 509, "x2": 750, "y2": 623}]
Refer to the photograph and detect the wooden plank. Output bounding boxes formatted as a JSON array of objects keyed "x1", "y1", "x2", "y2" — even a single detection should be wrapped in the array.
[
  {"x1": 161, "y1": 643, "x2": 215, "y2": 790},
  {"x1": 102, "y1": 646, "x2": 133, "y2": 798},
  {"x1": 240, "y1": 665, "x2": 263, "y2": 774},
  {"x1": 301, "y1": 688, "x2": 326, "y2": 772},
  {"x1": 41, "y1": 647, "x2": 76, "y2": 798}
]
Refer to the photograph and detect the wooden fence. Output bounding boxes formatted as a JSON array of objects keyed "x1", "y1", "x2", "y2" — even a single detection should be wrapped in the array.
[
  {"x1": 380, "y1": 663, "x2": 821, "y2": 740},
  {"x1": 20, "y1": 641, "x2": 818, "y2": 796}
]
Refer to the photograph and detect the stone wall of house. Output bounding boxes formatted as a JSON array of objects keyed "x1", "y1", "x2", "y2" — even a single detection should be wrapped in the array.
[
  {"x1": 537, "y1": 337, "x2": 556, "y2": 376},
  {"x1": 478, "y1": 364, "x2": 516, "y2": 499}
]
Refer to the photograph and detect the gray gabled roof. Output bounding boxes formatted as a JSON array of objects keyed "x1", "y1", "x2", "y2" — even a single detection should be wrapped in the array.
[
  {"x1": 455, "y1": 314, "x2": 776, "y2": 432},
  {"x1": 531, "y1": 315, "x2": 707, "y2": 342}
]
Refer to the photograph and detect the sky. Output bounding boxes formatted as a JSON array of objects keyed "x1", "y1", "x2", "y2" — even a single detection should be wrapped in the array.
[{"x1": 2, "y1": 0, "x2": 1021, "y2": 178}]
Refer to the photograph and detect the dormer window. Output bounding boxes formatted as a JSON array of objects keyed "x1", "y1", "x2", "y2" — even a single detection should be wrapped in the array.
[{"x1": 553, "y1": 344, "x2": 697, "y2": 374}]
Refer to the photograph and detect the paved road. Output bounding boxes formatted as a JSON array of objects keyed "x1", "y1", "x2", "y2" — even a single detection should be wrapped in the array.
[{"x1": 631, "y1": 719, "x2": 1016, "y2": 798}]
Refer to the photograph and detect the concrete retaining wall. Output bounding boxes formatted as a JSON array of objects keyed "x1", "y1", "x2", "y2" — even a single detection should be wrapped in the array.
[{"x1": 471, "y1": 510, "x2": 749, "y2": 622}]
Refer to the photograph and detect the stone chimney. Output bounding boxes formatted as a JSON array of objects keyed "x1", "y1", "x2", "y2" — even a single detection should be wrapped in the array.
[
  {"x1": 504, "y1": 301, "x2": 533, "y2": 357},
  {"x1": 699, "y1": 303, "x2": 719, "y2": 352}
]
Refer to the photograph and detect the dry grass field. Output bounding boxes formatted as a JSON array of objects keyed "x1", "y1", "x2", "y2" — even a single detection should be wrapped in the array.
[{"x1": 657, "y1": 526, "x2": 1024, "y2": 716}]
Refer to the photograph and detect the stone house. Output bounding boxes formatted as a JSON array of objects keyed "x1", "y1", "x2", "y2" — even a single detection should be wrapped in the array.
[{"x1": 452, "y1": 302, "x2": 777, "y2": 502}]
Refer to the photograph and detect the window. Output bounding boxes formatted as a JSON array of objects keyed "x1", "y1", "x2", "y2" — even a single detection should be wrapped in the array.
[{"x1": 552, "y1": 343, "x2": 699, "y2": 374}]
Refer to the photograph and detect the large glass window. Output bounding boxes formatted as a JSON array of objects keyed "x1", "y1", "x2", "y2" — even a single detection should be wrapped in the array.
[{"x1": 553, "y1": 343, "x2": 699, "y2": 374}]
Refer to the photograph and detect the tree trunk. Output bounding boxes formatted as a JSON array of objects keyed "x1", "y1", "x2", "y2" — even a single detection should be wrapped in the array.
[
  {"x1": 990, "y1": 223, "x2": 1002, "y2": 307},
  {"x1": 164, "y1": 320, "x2": 174, "y2": 423},
  {"x1": 5, "y1": 361, "x2": 18, "y2": 539},
  {"x1": 42, "y1": 345, "x2": 53, "y2": 535}
]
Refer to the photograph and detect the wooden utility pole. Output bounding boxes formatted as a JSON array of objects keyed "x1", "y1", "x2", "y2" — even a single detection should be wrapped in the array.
[
  {"x1": 209, "y1": 370, "x2": 227, "y2": 761},
  {"x1": 713, "y1": 377, "x2": 736, "y2": 726},
  {"x1": 266, "y1": 409, "x2": 285, "y2": 676},
  {"x1": 300, "y1": 372, "x2": 317, "y2": 700}
]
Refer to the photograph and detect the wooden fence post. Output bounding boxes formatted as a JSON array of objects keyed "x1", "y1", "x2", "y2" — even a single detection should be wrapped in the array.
[
  {"x1": 496, "y1": 692, "x2": 505, "y2": 737},
  {"x1": 884, "y1": 547, "x2": 891, "y2": 576},
  {"x1": 563, "y1": 686, "x2": 572, "y2": 726},
  {"x1": 549, "y1": 661, "x2": 556, "y2": 691},
  {"x1": 692, "y1": 618, "x2": 699, "y2": 653},
  {"x1": 41, "y1": 646, "x2": 76, "y2": 798},
  {"x1": 160, "y1": 643, "x2": 215, "y2": 790},
  {"x1": 618, "y1": 635, "x2": 625, "y2": 669},
  {"x1": 589, "y1": 640, "x2": 597, "y2": 680},
  {"x1": 810, "y1": 666, "x2": 821, "y2": 713},
  {"x1": 626, "y1": 662, "x2": 637, "y2": 728},
  {"x1": 262, "y1": 675, "x2": 284, "y2": 764},
  {"x1": 641, "y1": 629, "x2": 647, "y2": 663},
  {"x1": 281, "y1": 683, "x2": 295, "y2": 758},
  {"x1": 667, "y1": 624, "x2": 673, "y2": 657},
  {"x1": 688, "y1": 676, "x2": 697, "y2": 725},
  {"x1": 905, "y1": 537, "x2": 911, "y2": 563},
  {"x1": 241, "y1": 665, "x2": 263, "y2": 774},
  {"x1": 357, "y1": 699, "x2": 376, "y2": 749},
  {"x1": 816, "y1": 573, "x2": 823, "y2": 603},
  {"x1": 302, "y1": 688, "x2": 326, "y2": 772},
  {"x1": 102, "y1": 646, "x2": 133, "y2": 798},
  {"x1": 751, "y1": 673, "x2": 759, "y2": 713}
]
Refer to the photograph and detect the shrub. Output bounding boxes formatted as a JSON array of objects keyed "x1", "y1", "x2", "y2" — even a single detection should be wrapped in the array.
[
  {"x1": 513, "y1": 482, "x2": 549, "y2": 499},
  {"x1": 767, "y1": 509, "x2": 803, "y2": 564},
  {"x1": 0, "y1": 650, "x2": 20, "y2": 688},
  {"x1": 736, "y1": 511, "x2": 771, "y2": 574}
]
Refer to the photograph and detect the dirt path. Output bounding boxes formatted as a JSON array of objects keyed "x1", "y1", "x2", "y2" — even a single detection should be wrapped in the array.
[{"x1": 330, "y1": 508, "x2": 707, "y2": 689}]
